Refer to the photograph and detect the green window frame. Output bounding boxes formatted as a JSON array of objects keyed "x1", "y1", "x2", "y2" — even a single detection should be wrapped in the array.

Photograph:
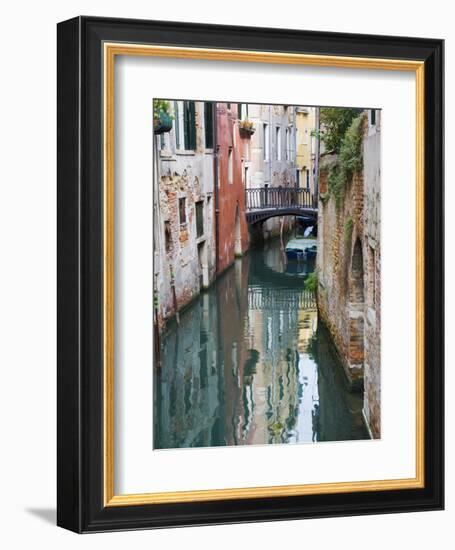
[
  {"x1": 183, "y1": 101, "x2": 196, "y2": 150},
  {"x1": 174, "y1": 101, "x2": 180, "y2": 149}
]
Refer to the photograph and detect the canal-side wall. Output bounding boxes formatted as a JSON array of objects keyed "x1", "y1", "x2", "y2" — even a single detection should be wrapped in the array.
[
  {"x1": 317, "y1": 162, "x2": 365, "y2": 386},
  {"x1": 154, "y1": 101, "x2": 217, "y2": 328},
  {"x1": 316, "y1": 111, "x2": 381, "y2": 438}
]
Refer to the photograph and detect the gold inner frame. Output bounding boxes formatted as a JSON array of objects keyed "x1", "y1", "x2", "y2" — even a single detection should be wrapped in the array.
[{"x1": 103, "y1": 43, "x2": 425, "y2": 507}]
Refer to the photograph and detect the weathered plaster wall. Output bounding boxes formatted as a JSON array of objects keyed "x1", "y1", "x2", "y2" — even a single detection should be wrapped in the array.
[
  {"x1": 154, "y1": 101, "x2": 216, "y2": 327},
  {"x1": 362, "y1": 110, "x2": 381, "y2": 438}
]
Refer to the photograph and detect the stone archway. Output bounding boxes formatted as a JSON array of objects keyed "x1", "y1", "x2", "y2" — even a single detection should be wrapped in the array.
[{"x1": 348, "y1": 237, "x2": 365, "y2": 381}]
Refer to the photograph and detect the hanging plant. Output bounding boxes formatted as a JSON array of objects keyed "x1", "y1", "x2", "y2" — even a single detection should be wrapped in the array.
[
  {"x1": 153, "y1": 99, "x2": 173, "y2": 134},
  {"x1": 239, "y1": 119, "x2": 255, "y2": 137}
]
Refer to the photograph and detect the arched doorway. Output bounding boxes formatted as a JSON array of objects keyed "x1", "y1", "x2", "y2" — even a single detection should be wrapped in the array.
[
  {"x1": 348, "y1": 238, "x2": 365, "y2": 375},
  {"x1": 350, "y1": 238, "x2": 364, "y2": 303}
]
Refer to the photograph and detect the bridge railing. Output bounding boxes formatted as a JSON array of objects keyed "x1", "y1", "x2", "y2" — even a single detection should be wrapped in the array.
[
  {"x1": 248, "y1": 287, "x2": 317, "y2": 311},
  {"x1": 245, "y1": 187, "x2": 314, "y2": 211}
]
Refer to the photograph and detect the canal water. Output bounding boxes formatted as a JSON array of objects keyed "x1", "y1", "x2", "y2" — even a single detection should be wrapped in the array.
[{"x1": 154, "y1": 237, "x2": 369, "y2": 449}]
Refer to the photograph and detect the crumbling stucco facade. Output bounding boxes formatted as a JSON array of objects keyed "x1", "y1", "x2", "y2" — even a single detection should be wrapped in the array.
[{"x1": 154, "y1": 101, "x2": 216, "y2": 328}]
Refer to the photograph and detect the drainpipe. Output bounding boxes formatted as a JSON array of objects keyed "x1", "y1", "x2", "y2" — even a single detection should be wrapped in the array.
[{"x1": 213, "y1": 102, "x2": 220, "y2": 275}]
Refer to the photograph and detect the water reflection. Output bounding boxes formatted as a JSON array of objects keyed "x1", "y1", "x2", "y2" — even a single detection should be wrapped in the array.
[{"x1": 154, "y1": 239, "x2": 368, "y2": 449}]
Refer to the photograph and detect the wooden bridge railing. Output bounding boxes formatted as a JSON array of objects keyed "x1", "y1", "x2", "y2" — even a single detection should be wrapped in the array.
[{"x1": 245, "y1": 187, "x2": 315, "y2": 211}]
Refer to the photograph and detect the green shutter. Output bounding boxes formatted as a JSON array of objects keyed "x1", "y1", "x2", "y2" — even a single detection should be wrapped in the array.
[
  {"x1": 184, "y1": 101, "x2": 189, "y2": 149},
  {"x1": 184, "y1": 101, "x2": 196, "y2": 150},
  {"x1": 174, "y1": 101, "x2": 180, "y2": 149},
  {"x1": 204, "y1": 102, "x2": 213, "y2": 149},
  {"x1": 189, "y1": 101, "x2": 196, "y2": 150}
]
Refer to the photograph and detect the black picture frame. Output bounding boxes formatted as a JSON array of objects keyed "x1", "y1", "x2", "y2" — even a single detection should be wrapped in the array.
[{"x1": 57, "y1": 16, "x2": 444, "y2": 533}]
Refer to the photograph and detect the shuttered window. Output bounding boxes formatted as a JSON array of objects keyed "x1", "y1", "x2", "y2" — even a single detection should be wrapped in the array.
[
  {"x1": 174, "y1": 101, "x2": 180, "y2": 149},
  {"x1": 179, "y1": 197, "x2": 186, "y2": 224},
  {"x1": 204, "y1": 102, "x2": 214, "y2": 149},
  {"x1": 183, "y1": 101, "x2": 196, "y2": 150},
  {"x1": 196, "y1": 201, "x2": 204, "y2": 237}
]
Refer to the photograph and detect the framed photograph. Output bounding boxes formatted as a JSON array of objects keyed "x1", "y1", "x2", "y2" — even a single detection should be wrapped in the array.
[{"x1": 57, "y1": 16, "x2": 444, "y2": 532}]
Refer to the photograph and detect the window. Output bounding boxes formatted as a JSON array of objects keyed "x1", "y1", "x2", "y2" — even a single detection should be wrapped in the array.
[
  {"x1": 174, "y1": 101, "x2": 180, "y2": 149},
  {"x1": 370, "y1": 109, "x2": 376, "y2": 126},
  {"x1": 179, "y1": 197, "x2": 186, "y2": 224},
  {"x1": 306, "y1": 168, "x2": 310, "y2": 189},
  {"x1": 263, "y1": 123, "x2": 269, "y2": 161},
  {"x1": 228, "y1": 147, "x2": 233, "y2": 184},
  {"x1": 216, "y1": 146, "x2": 220, "y2": 187},
  {"x1": 183, "y1": 101, "x2": 196, "y2": 150},
  {"x1": 286, "y1": 128, "x2": 290, "y2": 160},
  {"x1": 238, "y1": 103, "x2": 248, "y2": 121},
  {"x1": 164, "y1": 221, "x2": 172, "y2": 253},
  {"x1": 196, "y1": 201, "x2": 204, "y2": 238},
  {"x1": 244, "y1": 166, "x2": 249, "y2": 188},
  {"x1": 204, "y1": 102, "x2": 214, "y2": 149},
  {"x1": 276, "y1": 127, "x2": 281, "y2": 161}
]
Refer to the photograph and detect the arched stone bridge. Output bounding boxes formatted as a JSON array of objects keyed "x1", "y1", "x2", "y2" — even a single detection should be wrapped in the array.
[{"x1": 245, "y1": 187, "x2": 318, "y2": 225}]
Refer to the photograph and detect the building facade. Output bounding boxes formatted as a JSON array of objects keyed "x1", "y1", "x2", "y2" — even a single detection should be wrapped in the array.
[
  {"x1": 295, "y1": 106, "x2": 317, "y2": 195},
  {"x1": 154, "y1": 100, "x2": 216, "y2": 327},
  {"x1": 242, "y1": 103, "x2": 298, "y2": 239},
  {"x1": 215, "y1": 103, "x2": 250, "y2": 274}
]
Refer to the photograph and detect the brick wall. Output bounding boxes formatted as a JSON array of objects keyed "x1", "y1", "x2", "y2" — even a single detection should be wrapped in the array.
[{"x1": 316, "y1": 111, "x2": 381, "y2": 438}]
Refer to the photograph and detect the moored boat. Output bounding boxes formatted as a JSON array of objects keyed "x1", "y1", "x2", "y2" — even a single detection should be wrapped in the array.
[{"x1": 285, "y1": 237, "x2": 317, "y2": 262}]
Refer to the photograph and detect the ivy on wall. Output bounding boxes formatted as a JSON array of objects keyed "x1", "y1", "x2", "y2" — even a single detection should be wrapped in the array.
[{"x1": 318, "y1": 109, "x2": 364, "y2": 208}]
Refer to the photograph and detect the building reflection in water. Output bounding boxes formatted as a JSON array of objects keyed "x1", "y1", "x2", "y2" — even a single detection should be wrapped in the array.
[{"x1": 154, "y1": 240, "x2": 368, "y2": 449}]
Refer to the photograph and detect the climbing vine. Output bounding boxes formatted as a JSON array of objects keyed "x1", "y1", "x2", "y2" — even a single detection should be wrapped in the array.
[
  {"x1": 344, "y1": 215, "x2": 354, "y2": 242},
  {"x1": 323, "y1": 113, "x2": 364, "y2": 208}
]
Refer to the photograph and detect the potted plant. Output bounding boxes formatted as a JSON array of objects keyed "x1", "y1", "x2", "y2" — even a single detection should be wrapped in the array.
[
  {"x1": 239, "y1": 119, "x2": 255, "y2": 137},
  {"x1": 153, "y1": 99, "x2": 173, "y2": 134}
]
